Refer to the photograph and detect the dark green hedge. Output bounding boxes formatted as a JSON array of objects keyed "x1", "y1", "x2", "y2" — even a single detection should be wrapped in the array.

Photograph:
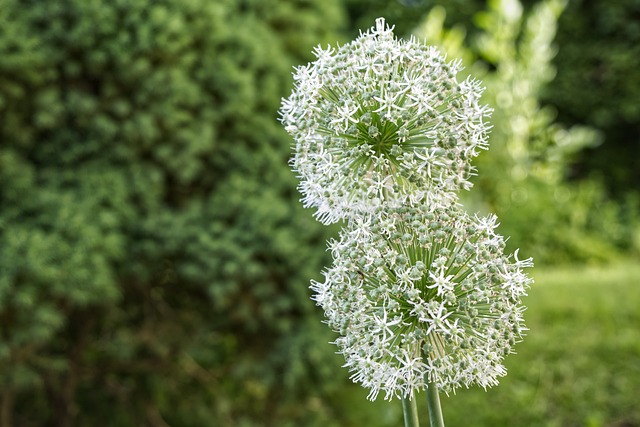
[
  {"x1": 547, "y1": 0, "x2": 640, "y2": 195},
  {"x1": 0, "y1": 0, "x2": 349, "y2": 425}
]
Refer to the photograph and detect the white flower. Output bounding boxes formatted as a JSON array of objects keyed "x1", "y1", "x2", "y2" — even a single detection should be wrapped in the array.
[
  {"x1": 280, "y1": 18, "x2": 492, "y2": 224},
  {"x1": 310, "y1": 204, "x2": 533, "y2": 400}
]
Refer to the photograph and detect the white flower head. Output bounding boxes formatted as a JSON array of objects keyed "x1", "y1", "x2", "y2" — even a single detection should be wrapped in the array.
[
  {"x1": 280, "y1": 18, "x2": 492, "y2": 224},
  {"x1": 311, "y1": 204, "x2": 533, "y2": 400}
]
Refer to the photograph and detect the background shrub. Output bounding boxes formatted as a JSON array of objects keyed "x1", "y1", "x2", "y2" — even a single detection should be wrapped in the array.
[
  {"x1": 548, "y1": 0, "x2": 640, "y2": 197},
  {"x1": 0, "y1": 0, "x2": 349, "y2": 425}
]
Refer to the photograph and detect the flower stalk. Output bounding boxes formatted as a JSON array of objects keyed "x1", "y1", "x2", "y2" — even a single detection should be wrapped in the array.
[
  {"x1": 426, "y1": 381, "x2": 445, "y2": 427},
  {"x1": 401, "y1": 396, "x2": 420, "y2": 427}
]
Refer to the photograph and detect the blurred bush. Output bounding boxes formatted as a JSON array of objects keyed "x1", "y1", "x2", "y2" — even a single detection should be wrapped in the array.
[
  {"x1": 0, "y1": 0, "x2": 359, "y2": 425},
  {"x1": 414, "y1": 0, "x2": 639, "y2": 264},
  {"x1": 343, "y1": 0, "x2": 483, "y2": 39},
  {"x1": 548, "y1": 0, "x2": 640, "y2": 197}
]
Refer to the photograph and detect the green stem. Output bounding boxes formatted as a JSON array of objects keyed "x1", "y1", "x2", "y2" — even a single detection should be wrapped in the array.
[
  {"x1": 401, "y1": 395, "x2": 420, "y2": 427},
  {"x1": 425, "y1": 382, "x2": 445, "y2": 427}
]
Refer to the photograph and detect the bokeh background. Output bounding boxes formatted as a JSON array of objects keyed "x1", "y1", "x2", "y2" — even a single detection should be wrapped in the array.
[{"x1": 0, "y1": 0, "x2": 638, "y2": 426}]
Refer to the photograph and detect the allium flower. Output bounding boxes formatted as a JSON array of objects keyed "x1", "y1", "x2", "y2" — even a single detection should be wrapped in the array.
[
  {"x1": 280, "y1": 18, "x2": 492, "y2": 224},
  {"x1": 311, "y1": 204, "x2": 533, "y2": 400}
]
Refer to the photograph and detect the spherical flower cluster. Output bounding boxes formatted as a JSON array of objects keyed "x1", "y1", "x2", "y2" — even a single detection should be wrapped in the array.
[
  {"x1": 280, "y1": 18, "x2": 492, "y2": 224},
  {"x1": 311, "y1": 204, "x2": 533, "y2": 400},
  {"x1": 282, "y1": 17, "x2": 533, "y2": 403}
]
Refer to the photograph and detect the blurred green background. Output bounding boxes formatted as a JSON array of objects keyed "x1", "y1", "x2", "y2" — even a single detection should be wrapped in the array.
[{"x1": 0, "y1": 0, "x2": 638, "y2": 425}]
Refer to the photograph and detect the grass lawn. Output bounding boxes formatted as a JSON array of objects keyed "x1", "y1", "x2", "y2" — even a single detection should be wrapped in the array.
[{"x1": 332, "y1": 261, "x2": 640, "y2": 427}]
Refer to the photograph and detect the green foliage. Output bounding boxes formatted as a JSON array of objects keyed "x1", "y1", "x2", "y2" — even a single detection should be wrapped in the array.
[
  {"x1": 415, "y1": 0, "x2": 639, "y2": 264},
  {"x1": 548, "y1": 0, "x2": 640, "y2": 196},
  {"x1": 0, "y1": 0, "x2": 350, "y2": 424},
  {"x1": 343, "y1": 0, "x2": 484, "y2": 39}
]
